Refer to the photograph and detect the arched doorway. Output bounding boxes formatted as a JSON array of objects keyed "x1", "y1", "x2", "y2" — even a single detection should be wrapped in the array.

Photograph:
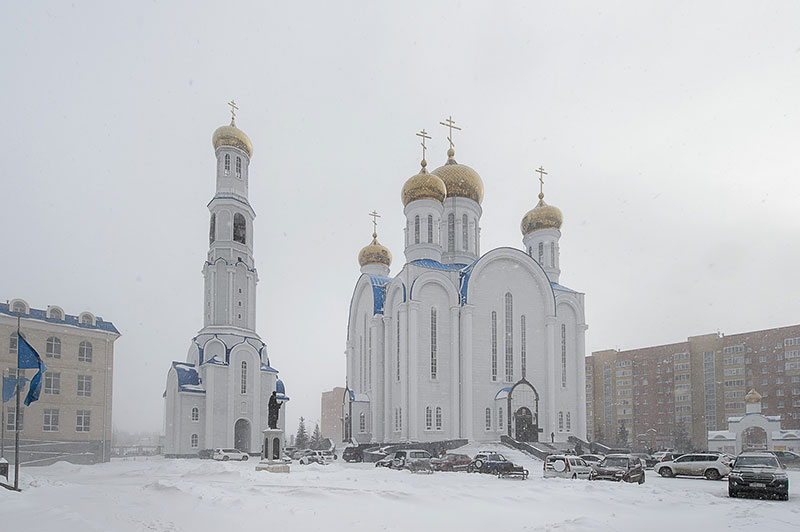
[
  {"x1": 514, "y1": 407, "x2": 535, "y2": 441},
  {"x1": 234, "y1": 418, "x2": 251, "y2": 452},
  {"x1": 506, "y1": 378, "x2": 540, "y2": 442},
  {"x1": 742, "y1": 426, "x2": 767, "y2": 451}
]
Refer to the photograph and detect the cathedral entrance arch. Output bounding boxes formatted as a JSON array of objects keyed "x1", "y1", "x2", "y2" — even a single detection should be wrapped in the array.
[
  {"x1": 234, "y1": 418, "x2": 251, "y2": 452},
  {"x1": 742, "y1": 426, "x2": 767, "y2": 452},
  {"x1": 507, "y1": 379, "x2": 540, "y2": 442},
  {"x1": 514, "y1": 407, "x2": 534, "y2": 441}
]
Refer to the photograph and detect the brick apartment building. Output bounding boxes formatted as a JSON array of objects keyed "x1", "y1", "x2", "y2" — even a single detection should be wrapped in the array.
[{"x1": 586, "y1": 324, "x2": 800, "y2": 450}]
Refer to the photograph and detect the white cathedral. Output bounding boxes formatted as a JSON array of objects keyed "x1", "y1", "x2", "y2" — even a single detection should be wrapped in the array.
[
  {"x1": 164, "y1": 110, "x2": 288, "y2": 457},
  {"x1": 345, "y1": 125, "x2": 587, "y2": 444}
]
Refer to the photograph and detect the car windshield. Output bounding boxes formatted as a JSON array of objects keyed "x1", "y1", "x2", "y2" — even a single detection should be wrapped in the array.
[
  {"x1": 489, "y1": 454, "x2": 505, "y2": 461},
  {"x1": 602, "y1": 457, "x2": 628, "y2": 468},
  {"x1": 735, "y1": 456, "x2": 780, "y2": 468}
]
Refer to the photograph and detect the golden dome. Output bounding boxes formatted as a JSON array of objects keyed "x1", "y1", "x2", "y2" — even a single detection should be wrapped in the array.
[
  {"x1": 401, "y1": 160, "x2": 447, "y2": 206},
  {"x1": 432, "y1": 149, "x2": 484, "y2": 204},
  {"x1": 358, "y1": 236, "x2": 392, "y2": 268},
  {"x1": 212, "y1": 122, "x2": 253, "y2": 157},
  {"x1": 521, "y1": 198, "x2": 563, "y2": 235},
  {"x1": 745, "y1": 389, "x2": 762, "y2": 404}
]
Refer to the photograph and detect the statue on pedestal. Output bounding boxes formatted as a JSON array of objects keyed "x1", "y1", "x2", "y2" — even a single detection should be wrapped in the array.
[{"x1": 268, "y1": 390, "x2": 282, "y2": 429}]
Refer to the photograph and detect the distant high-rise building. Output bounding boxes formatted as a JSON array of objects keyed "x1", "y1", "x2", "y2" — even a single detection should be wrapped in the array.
[{"x1": 321, "y1": 387, "x2": 346, "y2": 443}]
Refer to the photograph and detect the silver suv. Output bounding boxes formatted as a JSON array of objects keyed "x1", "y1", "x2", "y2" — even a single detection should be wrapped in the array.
[
  {"x1": 654, "y1": 453, "x2": 731, "y2": 480},
  {"x1": 375, "y1": 449, "x2": 433, "y2": 471}
]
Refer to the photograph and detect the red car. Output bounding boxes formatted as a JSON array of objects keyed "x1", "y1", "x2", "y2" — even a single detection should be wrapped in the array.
[{"x1": 430, "y1": 453, "x2": 472, "y2": 471}]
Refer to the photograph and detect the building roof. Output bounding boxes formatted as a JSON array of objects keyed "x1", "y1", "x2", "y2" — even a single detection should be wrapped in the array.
[
  {"x1": 494, "y1": 387, "x2": 513, "y2": 400},
  {"x1": 1, "y1": 302, "x2": 120, "y2": 335},
  {"x1": 171, "y1": 362, "x2": 206, "y2": 394},
  {"x1": 367, "y1": 274, "x2": 392, "y2": 315}
]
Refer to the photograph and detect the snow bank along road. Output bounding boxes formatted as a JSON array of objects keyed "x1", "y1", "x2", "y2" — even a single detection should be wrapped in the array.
[{"x1": 1, "y1": 445, "x2": 797, "y2": 532}]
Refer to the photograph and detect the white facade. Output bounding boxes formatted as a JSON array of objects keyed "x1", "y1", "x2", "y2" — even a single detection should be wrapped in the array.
[
  {"x1": 164, "y1": 117, "x2": 287, "y2": 457},
  {"x1": 346, "y1": 151, "x2": 587, "y2": 444}
]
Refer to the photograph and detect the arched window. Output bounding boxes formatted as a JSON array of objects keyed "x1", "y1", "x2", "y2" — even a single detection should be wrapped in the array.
[
  {"x1": 427, "y1": 214, "x2": 433, "y2": 243},
  {"x1": 558, "y1": 411, "x2": 564, "y2": 431},
  {"x1": 80, "y1": 313, "x2": 93, "y2": 325},
  {"x1": 224, "y1": 154, "x2": 230, "y2": 175},
  {"x1": 209, "y1": 213, "x2": 216, "y2": 245},
  {"x1": 12, "y1": 301, "x2": 26, "y2": 314},
  {"x1": 521, "y1": 315, "x2": 527, "y2": 378},
  {"x1": 430, "y1": 308, "x2": 437, "y2": 380},
  {"x1": 414, "y1": 215, "x2": 420, "y2": 244},
  {"x1": 491, "y1": 311, "x2": 497, "y2": 381},
  {"x1": 359, "y1": 412, "x2": 366, "y2": 433},
  {"x1": 425, "y1": 406, "x2": 432, "y2": 430},
  {"x1": 550, "y1": 243, "x2": 555, "y2": 267},
  {"x1": 78, "y1": 341, "x2": 93, "y2": 362},
  {"x1": 233, "y1": 213, "x2": 246, "y2": 244},
  {"x1": 447, "y1": 214, "x2": 455, "y2": 252},
  {"x1": 191, "y1": 434, "x2": 198, "y2": 448},
  {"x1": 485, "y1": 408, "x2": 492, "y2": 430},
  {"x1": 191, "y1": 407, "x2": 199, "y2": 422},
  {"x1": 462, "y1": 214, "x2": 468, "y2": 251},
  {"x1": 46, "y1": 336, "x2": 61, "y2": 359},
  {"x1": 498, "y1": 407, "x2": 503, "y2": 431},
  {"x1": 49, "y1": 308, "x2": 63, "y2": 320},
  {"x1": 235, "y1": 156, "x2": 242, "y2": 178},
  {"x1": 561, "y1": 324, "x2": 567, "y2": 387},
  {"x1": 240, "y1": 361, "x2": 247, "y2": 394},
  {"x1": 538, "y1": 242, "x2": 544, "y2": 264},
  {"x1": 566, "y1": 412, "x2": 571, "y2": 431},
  {"x1": 504, "y1": 292, "x2": 513, "y2": 382},
  {"x1": 398, "y1": 407, "x2": 402, "y2": 431},
  {"x1": 435, "y1": 407, "x2": 442, "y2": 430},
  {"x1": 475, "y1": 223, "x2": 479, "y2": 254}
]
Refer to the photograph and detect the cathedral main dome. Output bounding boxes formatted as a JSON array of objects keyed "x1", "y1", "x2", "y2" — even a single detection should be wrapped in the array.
[
  {"x1": 432, "y1": 149, "x2": 484, "y2": 204},
  {"x1": 212, "y1": 122, "x2": 253, "y2": 157},
  {"x1": 358, "y1": 236, "x2": 392, "y2": 268},
  {"x1": 401, "y1": 160, "x2": 447, "y2": 206},
  {"x1": 521, "y1": 198, "x2": 563, "y2": 235}
]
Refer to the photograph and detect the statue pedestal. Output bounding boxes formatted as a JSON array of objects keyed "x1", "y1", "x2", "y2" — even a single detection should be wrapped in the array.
[{"x1": 255, "y1": 428, "x2": 290, "y2": 473}]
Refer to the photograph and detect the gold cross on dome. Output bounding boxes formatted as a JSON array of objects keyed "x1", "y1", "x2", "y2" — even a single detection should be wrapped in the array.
[
  {"x1": 228, "y1": 100, "x2": 239, "y2": 125},
  {"x1": 439, "y1": 115, "x2": 462, "y2": 149},
  {"x1": 416, "y1": 129, "x2": 432, "y2": 161},
  {"x1": 535, "y1": 166, "x2": 548, "y2": 198},
  {"x1": 369, "y1": 210, "x2": 381, "y2": 237}
]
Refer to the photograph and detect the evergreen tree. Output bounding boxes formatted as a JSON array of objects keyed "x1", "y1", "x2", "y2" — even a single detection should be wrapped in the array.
[
  {"x1": 295, "y1": 417, "x2": 309, "y2": 449},
  {"x1": 616, "y1": 421, "x2": 629, "y2": 447},
  {"x1": 310, "y1": 423, "x2": 323, "y2": 449}
]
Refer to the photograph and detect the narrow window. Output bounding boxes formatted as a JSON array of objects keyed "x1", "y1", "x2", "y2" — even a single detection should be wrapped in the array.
[
  {"x1": 414, "y1": 215, "x2": 420, "y2": 244},
  {"x1": 427, "y1": 214, "x2": 433, "y2": 243},
  {"x1": 233, "y1": 213, "x2": 246, "y2": 244},
  {"x1": 561, "y1": 324, "x2": 567, "y2": 387},
  {"x1": 43, "y1": 408, "x2": 59, "y2": 432},
  {"x1": 6, "y1": 407, "x2": 22, "y2": 431},
  {"x1": 46, "y1": 336, "x2": 61, "y2": 359},
  {"x1": 430, "y1": 308, "x2": 437, "y2": 380},
  {"x1": 396, "y1": 318, "x2": 400, "y2": 381},
  {"x1": 76, "y1": 410, "x2": 91, "y2": 432},
  {"x1": 448, "y1": 213, "x2": 455, "y2": 252},
  {"x1": 435, "y1": 406, "x2": 442, "y2": 430},
  {"x1": 359, "y1": 412, "x2": 366, "y2": 433},
  {"x1": 209, "y1": 213, "x2": 216, "y2": 245},
  {"x1": 485, "y1": 408, "x2": 492, "y2": 430},
  {"x1": 191, "y1": 407, "x2": 199, "y2": 422},
  {"x1": 241, "y1": 361, "x2": 247, "y2": 394},
  {"x1": 359, "y1": 336, "x2": 364, "y2": 390},
  {"x1": 521, "y1": 315, "x2": 527, "y2": 378},
  {"x1": 44, "y1": 372, "x2": 60, "y2": 395},
  {"x1": 235, "y1": 156, "x2": 242, "y2": 178},
  {"x1": 504, "y1": 292, "x2": 513, "y2": 382},
  {"x1": 398, "y1": 407, "x2": 402, "y2": 431},
  {"x1": 49, "y1": 309, "x2": 62, "y2": 320},
  {"x1": 491, "y1": 311, "x2": 497, "y2": 381},
  {"x1": 566, "y1": 412, "x2": 571, "y2": 431},
  {"x1": 80, "y1": 314, "x2": 93, "y2": 325},
  {"x1": 191, "y1": 434, "x2": 199, "y2": 448},
  {"x1": 462, "y1": 214, "x2": 468, "y2": 251},
  {"x1": 9, "y1": 332, "x2": 17, "y2": 355},
  {"x1": 79, "y1": 341, "x2": 93, "y2": 363},
  {"x1": 475, "y1": 223, "x2": 479, "y2": 255},
  {"x1": 498, "y1": 407, "x2": 503, "y2": 431},
  {"x1": 425, "y1": 406, "x2": 432, "y2": 430},
  {"x1": 224, "y1": 154, "x2": 230, "y2": 175},
  {"x1": 558, "y1": 411, "x2": 564, "y2": 431},
  {"x1": 538, "y1": 242, "x2": 544, "y2": 264},
  {"x1": 12, "y1": 302, "x2": 26, "y2": 314},
  {"x1": 77, "y1": 375, "x2": 92, "y2": 397},
  {"x1": 550, "y1": 243, "x2": 555, "y2": 268}
]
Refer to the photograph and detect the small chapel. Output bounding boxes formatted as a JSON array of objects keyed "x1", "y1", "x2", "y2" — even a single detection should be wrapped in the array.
[
  {"x1": 164, "y1": 106, "x2": 288, "y2": 457},
  {"x1": 344, "y1": 119, "x2": 587, "y2": 444}
]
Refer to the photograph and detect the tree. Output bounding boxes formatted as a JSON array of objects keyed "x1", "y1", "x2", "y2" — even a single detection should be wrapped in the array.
[
  {"x1": 295, "y1": 417, "x2": 309, "y2": 449},
  {"x1": 310, "y1": 423, "x2": 323, "y2": 449},
  {"x1": 673, "y1": 420, "x2": 692, "y2": 452},
  {"x1": 616, "y1": 421, "x2": 629, "y2": 447}
]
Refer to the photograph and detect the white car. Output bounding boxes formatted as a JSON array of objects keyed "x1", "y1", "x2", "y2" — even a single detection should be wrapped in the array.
[
  {"x1": 297, "y1": 450, "x2": 326, "y2": 465},
  {"x1": 213, "y1": 448, "x2": 249, "y2": 461},
  {"x1": 654, "y1": 453, "x2": 731, "y2": 480},
  {"x1": 543, "y1": 455, "x2": 593, "y2": 479}
]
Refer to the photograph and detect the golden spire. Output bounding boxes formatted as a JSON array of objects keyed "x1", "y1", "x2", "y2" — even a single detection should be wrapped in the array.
[
  {"x1": 535, "y1": 166, "x2": 548, "y2": 200},
  {"x1": 227, "y1": 99, "x2": 239, "y2": 126},
  {"x1": 439, "y1": 115, "x2": 461, "y2": 161},
  {"x1": 369, "y1": 210, "x2": 381, "y2": 241},
  {"x1": 416, "y1": 129, "x2": 431, "y2": 170}
]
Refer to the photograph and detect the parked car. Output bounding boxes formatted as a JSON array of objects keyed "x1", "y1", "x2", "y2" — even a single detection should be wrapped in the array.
[
  {"x1": 431, "y1": 453, "x2": 473, "y2": 472},
  {"x1": 631, "y1": 453, "x2": 658, "y2": 469},
  {"x1": 213, "y1": 448, "x2": 249, "y2": 461},
  {"x1": 590, "y1": 454, "x2": 645, "y2": 484},
  {"x1": 654, "y1": 453, "x2": 731, "y2": 480},
  {"x1": 297, "y1": 450, "x2": 326, "y2": 465},
  {"x1": 771, "y1": 450, "x2": 800, "y2": 470},
  {"x1": 321, "y1": 449, "x2": 338, "y2": 461},
  {"x1": 543, "y1": 455, "x2": 593, "y2": 479},
  {"x1": 652, "y1": 451, "x2": 680, "y2": 463},
  {"x1": 342, "y1": 446, "x2": 365, "y2": 462},
  {"x1": 375, "y1": 449, "x2": 433, "y2": 471},
  {"x1": 579, "y1": 454, "x2": 605, "y2": 466},
  {"x1": 467, "y1": 452, "x2": 512, "y2": 474},
  {"x1": 728, "y1": 452, "x2": 789, "y2": 500}
]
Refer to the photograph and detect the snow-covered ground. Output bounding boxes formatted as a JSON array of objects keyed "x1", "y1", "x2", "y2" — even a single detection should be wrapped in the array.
[{"x1": 1, "y1": 444, "x2": 798, "y2": 532}]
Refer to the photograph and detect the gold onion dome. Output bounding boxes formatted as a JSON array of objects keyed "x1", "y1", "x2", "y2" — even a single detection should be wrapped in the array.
[
  {"x1": 212, "y1": 120, "x2": 253, "y2": 157},
  {"x1": 401, "y1": 160, "x2": 447, "y2": 206},
  {"x1": 745, "y1": 389, "x2": 762, "y2": 404},
  {"x1": 521, "y1": 195, "x2": 563, "y2": 235},
  {"x1": 358, "y1": 234, "x2": 392, "y2": 268},
  {"x1": 432, "y1": 148, "x2": 484, "y2": 204}
]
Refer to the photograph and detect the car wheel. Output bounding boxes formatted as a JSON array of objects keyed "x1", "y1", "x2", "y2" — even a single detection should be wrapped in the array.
[
  {"x1": 222, "y1": 456, "x2": 230, "y2": 461},
  {"x1": 300, "y1": 458, "x2": 307, "y2": 465},
  {"x1": 467, "y1": 464, "x2": 475, "y2": 473},
  {"x1": 704, "y1": 469, "x2": 720, "y2": 481},
  {"x1": 333, "y1": 454, "x2": 338, "y2": 460},
  {"x1": 474, "y1": 459, "x2": 484, "y2": 469},
  {"x1": 659, "y1": 467, "x2": 674, "y2": 478},
  {"x1": 728, "y1": 488, "x2": 737, "y2": 498},
  {"x1": 242, "y1": 455, "x2": 248, "y2": 461}
]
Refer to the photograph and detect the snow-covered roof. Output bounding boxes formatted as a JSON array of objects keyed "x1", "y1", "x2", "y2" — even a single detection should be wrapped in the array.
[
  {"x1": 551, "y1": 282, "x2": 579, "y2": 293},
  {"x1": 0, "y1": 302, "x2": 120, "y2": 335},
  {"x1": 494, "y1": 387, "x2": 513, "y2": 400},
  {"x1": 261, "y1": 362, "x2": 279, "y2": 373},
  {"x1": 171, "y1": 362, "x2": 206, "y2": 394},
  {"x1": 367, "y1": 274, "x2": 392, "y2": 314},
  {"x1": 348, "y1": 390, "x2": 370, "y2": 403}
]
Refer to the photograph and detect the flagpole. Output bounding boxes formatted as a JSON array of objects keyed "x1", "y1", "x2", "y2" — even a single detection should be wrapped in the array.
[{"x1": 14, "y1": 314, "x2": 21, "y2": 491}]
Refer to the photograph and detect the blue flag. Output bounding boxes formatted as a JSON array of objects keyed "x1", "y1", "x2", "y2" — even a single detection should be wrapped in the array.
[
  {"x1": 24, "y1": 359, "x2": 47, "y2": 406},
  {"x1": 3, "y1": 376, "x2": 28, "y2": 403},
  {"x1": 17, "y1": 333, "x2": 42, "y2": 369}
]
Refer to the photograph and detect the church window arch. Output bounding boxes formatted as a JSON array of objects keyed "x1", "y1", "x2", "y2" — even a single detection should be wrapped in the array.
[
  {"x1": 191, "y1": 434, "x2": 198, "y2": 448},
  {"x1": 425, "y1": 406, "x2": 432, "y2": 430},
  {"x1": 46, "y1": 336, "x2": 61, "y2": 359},
  {"x1": 491, "y1": 311, "x2": 498, "y2": 381},
  {"x1": 504, "y1": 292, "x2": 513, "y2": 382},
  {"x1": 209, "y1": 213, "x2": 216, "y2": 245},
  {"x1": 241, "y1": 361, "x2": 247, "y2": 394},
  {"x1": 566, "y1": 412, "x2": 571, "y2": 431},
  {"x1": 233, "y1": 213, "x2": 246, "y2": 244},
  {"x1": 521, "y1": 315, "x2": 527, "y2": 378},
  {"x1": 414, "y1": 215, "x2": 420, "y2": 244},
  {"x1": 49, "y1": 308, "x2": 63, "y2": 320},
  {"x1": 12, "y1": 301, "x2": 27, "y2": 314},
  {"x1": 224, "y1": 154, "x2": 230, "y2": 175},
  {"x1": 485, "y1": 408, "x2": 492, "y2": 431},
  {"x1": 191, "y1": 407, "x2": 199, "y2": 422},
  {"x1": 538, "y1": 242, "x2": 544, "y2": 264},
  {"x1": 430, "y1": 308, "x2": 437, "y2": 380},
  {"x1": 435, "y1": 407, "x2": 442, "y2": 430},
  {"x1": 427, "y1": 214, "x2": 433, "y2": 243},
  {"x1": 235, "y1": 156, "x2": 242, "y2": 178},
  {"x1": 475, "y1": 223, "x2": 479, "y2": 255},
  {"x1": 498, "y1": 407, "x2": 503, "y2": 431},
  {"x1": 78, "y1": 341, "x2": 93, "y2": 362},
  {"x1": 550, "y1": 243, "x2": 555, "y2": 267},
  {"x1": 527, "y1": 246, "x2": 532, "y2": 257},
  {"x1": 359, "y1": 412, "x2": 366, "y2": 433},
  {"x1": 462, "y1": 214, "x2": 468, "y2": 251},
  {"x1": 561, "y1": 324, "x2": 567, "y2": 387},
  {"x1": 447, "y1": 214, "x2": 455, "y2": 252},
  {"x1": 558, "y1": 411, "x2": 564, "y2": 432},
  {"x1": 80, "y1": 313, "x2": 94, "y2": 325}
]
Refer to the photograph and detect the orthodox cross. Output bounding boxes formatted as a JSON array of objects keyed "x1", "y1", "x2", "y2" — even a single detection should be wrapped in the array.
[
  {"x1": 439, "y1": 115, "x2": 461, "y2": 149},
  {"x1": 416, "y1": 129, "x2": 432, "y2": 162},
  {"x1": 369, "y1": 210, "x2": 381, "y2": 238},
  {"x1": 228, "y1": 100, "x2": 239, "y2": 125},
  {"x1": 535, "y1": 166, "x2": 548, "y2": 199}
]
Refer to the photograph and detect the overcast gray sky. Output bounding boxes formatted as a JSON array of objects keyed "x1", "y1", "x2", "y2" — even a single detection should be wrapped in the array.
[{"x1": 2, "y1": 1, "x2": 799, "y2": 436}]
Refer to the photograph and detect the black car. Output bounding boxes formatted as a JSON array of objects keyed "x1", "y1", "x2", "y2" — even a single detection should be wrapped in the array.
[
  {"x1": 342, "y1": 446, "x2": 364, "y2": 462},
  {"x1": 728, "y1": 453, "x2": 789, "y2": 500},
  {"x1": 771, "y1": 450, "x2": 800, "y2": 470},
  {"x1": 590, "y1": 454, "x2": 645, "y2": 484}
]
